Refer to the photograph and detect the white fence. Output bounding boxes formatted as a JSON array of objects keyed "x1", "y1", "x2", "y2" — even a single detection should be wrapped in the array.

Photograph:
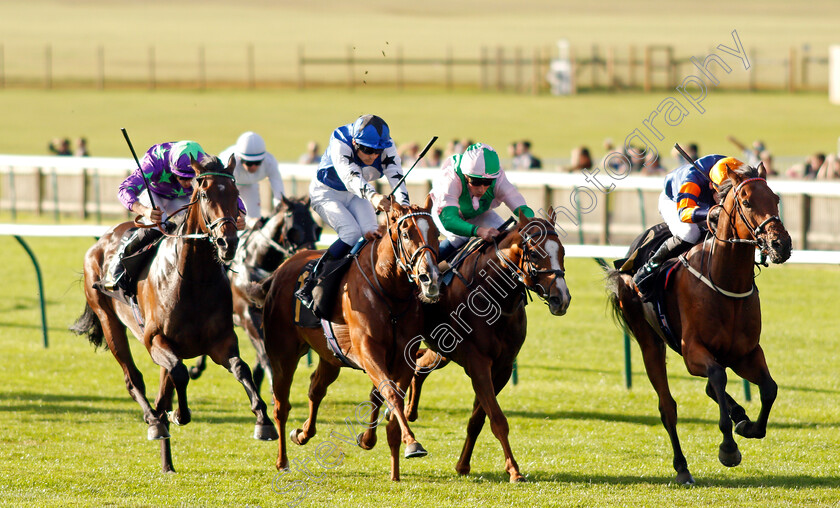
[{"x1": 2, "y1": 154, "x2": 840, "y2": 249}]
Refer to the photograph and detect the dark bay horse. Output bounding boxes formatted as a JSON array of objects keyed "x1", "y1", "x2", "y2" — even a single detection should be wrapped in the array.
[
  {"x1": 189, "y1": 196, "x2": 322, "y2": 392},
  {"x1": 607, "y1": 163, "x2": 791, "y2": 485},
  {"x1": 387, "y1": 211, "x2": 571, "y2": 482},
  {"x1": 71, "y1": 155, "x2": 278, "y2": 473},
  {"x1": 248, "y1": 198, "x2": 440, "y2": 481}
]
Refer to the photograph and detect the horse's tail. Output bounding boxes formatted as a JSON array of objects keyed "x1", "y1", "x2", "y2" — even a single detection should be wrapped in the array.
[
  {"x1": 69, "y1": 302, "x2": 106, "y2": 350},
  {"x1": 245, "y1": 276, "x2": 272, "y2": 308},
  {"x1": 605, "y1": 269, "x2": 633, "y2": 332}
]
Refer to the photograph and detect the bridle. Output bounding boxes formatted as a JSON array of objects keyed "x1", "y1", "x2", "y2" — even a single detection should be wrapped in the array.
[
  {"x1": 160, "y1": 172, "x2": 239, "y2": 242},
  {"x1": 494, "y1": 226, "x2": 565, "y2": 301},
  {"x1": 707, "y1": 176, "x2": 781, "y2": 266},
  {"x1": 387, "y1": 211, "x2": 437, "y2": 284}
]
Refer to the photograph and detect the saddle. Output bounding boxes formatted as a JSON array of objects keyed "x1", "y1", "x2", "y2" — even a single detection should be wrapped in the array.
[
  {"x1": 616, "y1": 223, "x2": 682, "y2": 353},
  {"x1": 292, "y1": 259, "x2": 365, "y2": 371},
  {"x1": 92, "y1": 228, "x2": 163, "y2": 307}
]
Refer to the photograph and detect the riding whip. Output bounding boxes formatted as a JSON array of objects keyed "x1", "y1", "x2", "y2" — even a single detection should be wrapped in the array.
[
  {"x1": 121, "y1": 128, "x2": 158, "y2": 210},
  {"x1": 387, "y1": 135, "x2": 438, "y2": 198}
]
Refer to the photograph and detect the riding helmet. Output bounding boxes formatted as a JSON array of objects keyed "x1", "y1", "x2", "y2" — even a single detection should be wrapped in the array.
[
  {"x1": 352, "y1": 115, "x2": 392, "y2": 150},
  {"x1": 169, "y1": 140, "x2": 206, "y2": 178},
  {"x1": 235, "y1": 131, "x2": 267, "y2": 162},
  {"x1": 456, "y1": 143, "x2": 501, "y2": 179}
]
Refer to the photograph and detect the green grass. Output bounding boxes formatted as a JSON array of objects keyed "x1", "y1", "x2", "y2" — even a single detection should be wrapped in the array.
[
  {"x1": 1, "y1": 89, "x2": 838, "y2": 165},
  {"x1": 2, "y1": 234, "x2": 839, "y2": 507}
]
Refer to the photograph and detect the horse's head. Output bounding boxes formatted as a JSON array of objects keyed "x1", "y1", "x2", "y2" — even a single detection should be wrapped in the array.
[
  {"x1": 386, "y1": 195, "x2": 440, "y2": 303},
  {"x1": 501, "y1": 208, "x2": 571, "y2": 316},
  {"x1": 278, "y1": 195, "x2": 321, "y2": 251},
  {"x1": 715, "y1": 162, "x2": 791, "y2": 264},
  {"x1": 189, "y1": 155, "x2": 240, "y2": 262}
]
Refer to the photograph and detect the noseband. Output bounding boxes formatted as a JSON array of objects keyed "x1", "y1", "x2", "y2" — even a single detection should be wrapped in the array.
[{"x1": 388, "y1": 211, "x2": 437, "y2": 284}]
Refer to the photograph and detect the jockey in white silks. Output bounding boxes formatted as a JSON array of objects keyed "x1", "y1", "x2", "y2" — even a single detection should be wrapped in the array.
[{"x1": 219, "y1": 131, "x2": 285, "y2": 226}]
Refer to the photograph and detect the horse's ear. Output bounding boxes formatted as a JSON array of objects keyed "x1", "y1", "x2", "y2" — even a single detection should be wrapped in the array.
[
  {"x1": 281, "y1": 195, "x2": 294, "y2": 208},
  {"x1": 517, "y1": 209, "x2": 530, "y2": 226},
  {"x1": 302, "y1": 195, "x2": 311, "y2": 207},
  {"x1": 421, "y1": 193, "x2": 433, "y2": 212},
  {"x1": 226, "y1": 154, "x2": 236, "y2": 172},
  {"x1": 190, "y1": 156, "x2": 202, "y2": 175},
  {"x1": 757, "y1": 161, "x2": 767, "y2": 179},
  {"x1": 547, "y1": 206, "x2": 557, "y2": 225}
]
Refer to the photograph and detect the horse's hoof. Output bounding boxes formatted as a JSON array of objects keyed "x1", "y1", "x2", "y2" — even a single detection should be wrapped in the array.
[
  {"x1": 510, "y1": 474, "x2": 527, "y2": 483},
  {"x1": 455, "y1": 465, "x2": 470, "y2": 476},
  {"x1": 404, "y1": 442, "x2": 428, "y2": 458},
  {"x1": 676, "y1": 471, "x2": 695, "y2": 486},
  {"x1": 167, "y1": 409, "x2": 190, "y2": 426},
  {"x1": 162, "y1": 466, "x2": 177, "y2": 475},
  {"x1": 719, "y1": 446, "x2": 742, "y2": 467},
  {"x1": 384, "y1": 408, "x2": 392, "y2": 422},
  {"x1": 188, "y1": 368, "x2": 202, "y2": 380},
  {"x1": 147, "y1": 423, "x2": 170, "y2": 441},
  {"x1": 254, "y1": 423, "x2": 279, "y2": 441},
  {"x1": 357, "y1": 432, "x2": 376, "y2": 450},
  {"x1": 290, "y1": 428, "x2": 305, "y2": 446}
]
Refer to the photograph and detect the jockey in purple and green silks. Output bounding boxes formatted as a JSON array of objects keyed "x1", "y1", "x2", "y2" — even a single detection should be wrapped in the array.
[{"x1": 430, "y1": 142, "x2": 534, "y2": 260}]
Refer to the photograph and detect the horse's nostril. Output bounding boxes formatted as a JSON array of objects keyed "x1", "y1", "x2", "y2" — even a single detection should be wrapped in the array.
[{"x1": 418, "y1": 273, "x2": 430, "y2": 284}]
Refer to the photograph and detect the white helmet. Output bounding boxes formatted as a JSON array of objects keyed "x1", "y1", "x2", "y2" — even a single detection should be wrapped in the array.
[{"x1": 235, "y1": 131, "x2": 266, "y2": 162}]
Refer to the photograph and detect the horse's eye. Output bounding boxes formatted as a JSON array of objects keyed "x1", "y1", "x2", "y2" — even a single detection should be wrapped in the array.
[
  {"x1": 401, "y1": 231, "x2": 409, "y2": 239},
  {"x1": 285, "y1": 211, "x2": 293, "y2": 217},
  {"x1": 742, "y1": 199, "x2": 751, "y2": 208}
]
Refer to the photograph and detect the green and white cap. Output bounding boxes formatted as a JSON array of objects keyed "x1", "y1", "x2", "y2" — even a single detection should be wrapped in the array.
[{"x1": 457, "y1": 143, "x2": 501, "y2": 179}]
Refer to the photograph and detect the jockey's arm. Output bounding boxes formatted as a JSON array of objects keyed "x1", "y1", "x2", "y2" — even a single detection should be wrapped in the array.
[
  {"x1": 495, "y1": 173, "x2": 535, "y2": 219},
  {"x1": 331, "y1": 138, "x2": 379, "y2": 201},
  {"x1": 381, "y1": 148, "x2": 410, "y2": 206},
  {"x1": 676, "y1": 181, "x2": 709, "y2": 224},
  {"x1": 439, "y1": 206, "x2": 477, "y2": 237},
  {"x1": 264, "y1": 155, "x2": 286, "y2": 202}
]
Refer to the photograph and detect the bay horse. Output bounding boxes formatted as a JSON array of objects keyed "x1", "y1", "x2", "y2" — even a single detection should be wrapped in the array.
[
  {"x1": 607, "y1": 162, "x2": 791, "y2": 485},
  {"x1": 189, "y1": 195, "x2": 322, "y2": 393},
  {"x1": 70, "y1": 155, "x2": 278, "y2": 473},
  {"x1": 378, "y1": 211, "x2": 571, "y2": 482},
  {"x1": 248, "y1": 197, "x2": 440, "y2": 481}
]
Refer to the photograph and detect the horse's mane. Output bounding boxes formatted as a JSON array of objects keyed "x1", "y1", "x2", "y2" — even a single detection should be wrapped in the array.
[
  {"x1": 715, "y1": 164, "x2": 760, "y2": 203},
  {"x1": 196, "y1": 155, "x2": 230, "y2": 175}
]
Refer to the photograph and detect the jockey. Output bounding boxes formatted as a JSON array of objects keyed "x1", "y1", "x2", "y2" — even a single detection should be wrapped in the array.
[
  {"x1": 430, "y1": 142, "x2": 534, "y2": 261},
  {"x1": 102, "y1": 140, "x2": 246, "y2": 292},
  {"x1": 295, "y1": 114, "x2": 409, "y2": 309},
  {"x1": 219, "y1": 131, "x2": 285, "y2": 227},
  {"x1": 633, "y1": 154, "x2": 740, "y2": 301}
]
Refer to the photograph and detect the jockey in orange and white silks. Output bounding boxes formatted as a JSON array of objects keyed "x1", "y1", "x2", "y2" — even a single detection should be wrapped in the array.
[
  {"x1": 430, "y1": 142, "x2": 534, "y2": 260},
  {"x1": 634, "y1": 154, "x2": 741, "y2": 301},
  {"x1": 220, "y1": 131, "x2": 285, "y2": 226}
]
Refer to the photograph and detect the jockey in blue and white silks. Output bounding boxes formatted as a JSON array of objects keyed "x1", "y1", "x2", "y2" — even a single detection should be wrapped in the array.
[{"x1": 297, "y1": 114, "x2": 410, "y2": 309}]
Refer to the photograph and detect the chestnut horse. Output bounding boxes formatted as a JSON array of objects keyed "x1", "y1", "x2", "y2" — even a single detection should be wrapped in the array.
[
  {"x1": 189, "y1": 195, "x2": 322, "y2": 393},
  {"x1": 70, "y1": 156, "x2": 277, "y2": 473},
  {"x1": 607, "y1": 163, "x2": 791, "y2": 485},
  {"x1": 248, "y1": 198, "x2": 440, "y2": 481},
  {"x1": 387, "y1": 211, "x2": 571, "y2": 482}
]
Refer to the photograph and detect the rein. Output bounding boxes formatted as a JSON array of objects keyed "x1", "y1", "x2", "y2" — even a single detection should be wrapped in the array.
[
  {"x1": 158, "y1": 172, "x2": 239, "y2": 242},
  {"x1": 387, "y1": 211, "x2": 436, "y2": 284}
]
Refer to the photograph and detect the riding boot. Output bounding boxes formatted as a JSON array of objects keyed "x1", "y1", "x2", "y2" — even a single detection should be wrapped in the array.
[
  {"x1": 101, "y1": 227, "x2": 163, "y2": 292},
  {"x1": 295, "y1": 239, "x2": 351, "y2": 309},
  {"x1": 633, "y1": 236, "x2": 692, "y2": 302}
]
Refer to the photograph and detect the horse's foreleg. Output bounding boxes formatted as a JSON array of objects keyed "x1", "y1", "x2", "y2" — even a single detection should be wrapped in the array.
[
  {"x1": 385, "y1": 409, "x2": 402, "y2": 481},
  {"x1": 688, "y1": 351, "x2": 741, "y2": 469},
  {"x1": 358, "y1": 386, "x2": 385, "y2": 450},
  {"x1": 291, "y1": 358, "x2": 340, "y2": 446},
  {"x1": 464, "y1": 355, "x2": 523, "y2": 482},
  {"x1": 266, "y1": 347, "x2": 304, "y2": 471},
  {"x1": 704, "y1": 381, "x2": 749, "y2": 426},
  {"x1": 154, "y1": 367, "x2": 176, "y2": 473},
  {"x1": 211, "y1": 343, "x2": 278, "y2": 441},
  {"x1": 455, "y1": 397, "x2": 485, "y2": 477},
  {"x1": 406, "y1": 349, "x2": 449, "y2": 422},
  {"x1": 188, "y1": 355, "x2": 208, "y2": 380},
  {"x1": 730, "y1": 346, "x2": 777, "y2": 439}
]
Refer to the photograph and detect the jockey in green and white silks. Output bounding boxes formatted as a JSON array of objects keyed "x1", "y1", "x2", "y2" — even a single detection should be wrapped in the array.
[{"x1": 430, "y1": 143, "x2": 534, "y2": 260}]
